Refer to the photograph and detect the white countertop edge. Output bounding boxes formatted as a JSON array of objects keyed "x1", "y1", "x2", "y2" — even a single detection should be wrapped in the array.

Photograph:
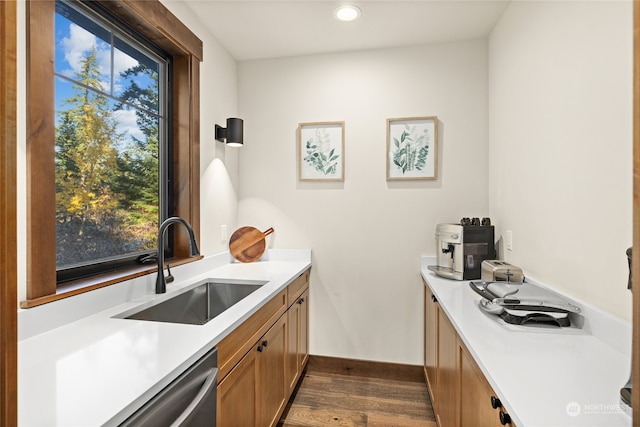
[{"x1": 18, "y1": 249, "x2": 311, "y2": 427}]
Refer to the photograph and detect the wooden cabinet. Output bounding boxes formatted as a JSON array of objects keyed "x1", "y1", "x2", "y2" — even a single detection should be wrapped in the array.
[
  {"x1": 424, "y1": 286, "x2": 458, "y2": 427},
  {"x1": 287, "y1": 287, "x2": 309, "y2": 395},
  {"x1": 217, "y1": 269, "x2": 310, "y2": 427},
  {"x1": 437, "y1": 308, "x2": 459, "y2": 427},
  {"x1": 423, "y1": 279, "x2": 514, "y2": 427},
  {"x1": 217, "y1": 289, "x2": 287, "y2": 381},
  {"x1": 424, "y1": 288, "x2": 437, "y2": 402},
  {"x1": 460, "y1": 345, "x2": 512, "y2": 427},
  {"x1": 218, "y1": 315, "x2": 287, "y2": 427},
  {"x1": 299, "y1": 288, "x2": 309, "y2": 367},
  {"x1": 217, "y1": 345, "x2": 257, "y2": 426},
  {"x1": 256, "y1": 315, "x2": 288, "y2": 427}
]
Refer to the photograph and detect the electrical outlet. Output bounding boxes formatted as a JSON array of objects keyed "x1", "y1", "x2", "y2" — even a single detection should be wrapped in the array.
[
  {"x1": 221, "y1": 224, "x2": 227, "y2": 242},
  {"x1": 505, "y1": 230, "x2": 513, "y2": 251}
]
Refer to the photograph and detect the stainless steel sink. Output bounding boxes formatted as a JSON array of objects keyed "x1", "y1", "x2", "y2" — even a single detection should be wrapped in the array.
[{"x1": 114, "y1": 279, "x2": 267, "y2": 325}]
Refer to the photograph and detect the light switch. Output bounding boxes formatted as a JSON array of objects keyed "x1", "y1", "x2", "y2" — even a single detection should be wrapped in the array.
[{"x1": 505, "y1": 230, "x2": 513, "y2": 251}]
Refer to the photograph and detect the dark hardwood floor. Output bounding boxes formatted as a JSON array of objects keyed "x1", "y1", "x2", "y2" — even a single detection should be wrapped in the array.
[{"x1": 278, "y1": 356, "x2": 437, "y2": 427}]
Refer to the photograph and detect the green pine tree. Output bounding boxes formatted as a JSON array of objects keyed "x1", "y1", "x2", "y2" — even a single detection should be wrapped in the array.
[
  {"x1": 55, "y1": 46, "x2": 125, "y2": 264},
  {"x1": 112, "y1": 64, "x2": 161, "y2": 247}
]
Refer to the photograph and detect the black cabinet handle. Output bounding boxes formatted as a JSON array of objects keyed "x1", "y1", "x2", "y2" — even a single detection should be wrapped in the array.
[
  {"x1": 431, "y1": 294, "x2": 437, "y2": 303},
  {"x1": 298, "y1": 298, "x2": 305, "y2": 304},
  {"x1": 491, "y1": 396, "x2": 501, "y2": 409},
  {"x1": 257, "y1": 340, "x2": 269, "y2": 352},
  {"x1": 499, "y1": 411, "x2": 511, "y2": 425}
]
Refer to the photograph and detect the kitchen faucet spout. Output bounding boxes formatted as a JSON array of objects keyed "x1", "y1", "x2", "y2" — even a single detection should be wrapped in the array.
[{"x1": 156, "y1": 216, "x2": 200, "y2": 294}]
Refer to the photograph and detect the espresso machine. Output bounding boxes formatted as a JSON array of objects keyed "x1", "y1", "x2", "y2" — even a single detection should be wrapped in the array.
[{"x1": 428, "y1": 218, "x2": 495, "y2": 280}]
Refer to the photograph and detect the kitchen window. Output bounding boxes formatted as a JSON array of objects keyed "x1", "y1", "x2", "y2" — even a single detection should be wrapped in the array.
[
  {"x1": 24, "y1": 0, "x2": 203, "y2": 307},
  {"x1": 54, "y1": 0, "x2": 169, "y2": 282}
]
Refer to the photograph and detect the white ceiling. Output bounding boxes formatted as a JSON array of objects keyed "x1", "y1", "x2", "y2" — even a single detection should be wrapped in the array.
[{"x1": 182, "y1": 0, "x2": 511, "y2": 61}]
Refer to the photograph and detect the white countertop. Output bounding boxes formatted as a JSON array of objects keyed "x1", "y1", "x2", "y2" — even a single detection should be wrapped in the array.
[
  {"x1": 18, "y1": 249, "x2": 311, "y2": 427},
  {"x1": 421, "y1": 257, "x2": 632, "y2": 427}
]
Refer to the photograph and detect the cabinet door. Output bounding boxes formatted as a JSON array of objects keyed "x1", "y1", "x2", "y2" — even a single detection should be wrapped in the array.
[
  {"x1": 299, "y1": 288, "x2": 309, "y2": 368},
  {"x1": 424, "y1": 284, "x2": 438, "y2": 406},
  {"x1": 217, "y1": 347, "x2": 257, "y2": 427},
  {"x1": 287, "y1": 296, "x2": 301, "y2": 394},
  {"x1": 437, "y1": 308, "x2": 458, "y2": 427},
  {"x1": 256, "y1": 314, "x2": 288, "y2": 427},
  {"x1": 460, "y1": 346, "x2": 512, "y2": 427},
  {"x1": 286, "y1": 288, "x2": 309, "y2": 395}
]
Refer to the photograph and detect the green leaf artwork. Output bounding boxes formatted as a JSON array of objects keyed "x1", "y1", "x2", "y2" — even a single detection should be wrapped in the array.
[
  {"x1": 303, "y1": 127, "x2": 340, "y2": 176},
  {"x1": 391, "y1": 124, "x2": 431, "y2": 174}
]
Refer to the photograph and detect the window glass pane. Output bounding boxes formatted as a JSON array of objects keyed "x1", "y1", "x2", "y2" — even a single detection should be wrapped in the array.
[
  {"x1": 55, "y1": 2, "x2": 111, "y2": 86},
  {"x1": 54, "y1": 1, "x2": 164, "y2": 271},
  {"x1": 114, "y1": 36, "x2": 160, "y2": 114}
]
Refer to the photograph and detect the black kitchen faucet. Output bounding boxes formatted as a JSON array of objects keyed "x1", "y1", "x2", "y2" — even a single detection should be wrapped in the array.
[{"x1": 156, "y1": 217, "x2": 200, "y2": 294}]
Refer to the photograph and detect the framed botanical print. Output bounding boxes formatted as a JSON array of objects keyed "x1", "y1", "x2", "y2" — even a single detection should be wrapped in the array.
[
  {"x1": 298, "y1": 121, "x2": 345, "y2": 182},
  {"x1": 387, "y1": 116, "x2": 438, "y2": 181}
]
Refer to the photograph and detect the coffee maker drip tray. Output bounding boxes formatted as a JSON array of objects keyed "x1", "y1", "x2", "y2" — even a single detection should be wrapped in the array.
[{"x1": 428, "y1": 265, "x2": 463, "y2": 281}]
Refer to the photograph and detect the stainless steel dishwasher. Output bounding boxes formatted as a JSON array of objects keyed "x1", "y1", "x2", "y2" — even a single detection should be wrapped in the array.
[{"x1": 119, "y1": 347, "x2": 217, "y2": 427}]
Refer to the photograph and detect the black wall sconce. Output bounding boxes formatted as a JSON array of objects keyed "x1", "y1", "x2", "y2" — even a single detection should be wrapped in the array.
[{"x1": 215, "y1": 118, "x2": 243, "y2": 147}]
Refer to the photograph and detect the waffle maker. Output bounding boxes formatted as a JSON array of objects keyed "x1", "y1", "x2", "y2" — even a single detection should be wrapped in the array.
[{"x1": 469, "y1": 281, "x2": 582, "y2": 327}]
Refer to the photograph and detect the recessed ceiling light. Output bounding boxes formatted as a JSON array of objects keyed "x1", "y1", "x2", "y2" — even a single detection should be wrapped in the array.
[{"x1": 334, "y1": 5, "x2": 361, "y2": 22}]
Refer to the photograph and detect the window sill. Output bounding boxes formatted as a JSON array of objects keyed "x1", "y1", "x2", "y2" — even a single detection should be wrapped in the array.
[{"x1": 19, "y1": 255, "x2": 204, "y2": 309}]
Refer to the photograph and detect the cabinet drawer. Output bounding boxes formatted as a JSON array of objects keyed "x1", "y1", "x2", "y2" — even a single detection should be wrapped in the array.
[
  {"x1": 217, "y1": 289, "x2": 287, "y2": 381},
  {"x1": 287, "y1": 269, "x2": 310, "y2": 306}
]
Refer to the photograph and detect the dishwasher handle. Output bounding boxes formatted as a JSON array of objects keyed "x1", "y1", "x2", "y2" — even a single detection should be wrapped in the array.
[{"x1": 171, "y1": 366, "x2": 218, "y2": 427}]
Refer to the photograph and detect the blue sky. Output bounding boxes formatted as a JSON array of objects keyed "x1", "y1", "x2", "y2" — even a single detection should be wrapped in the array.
[{"x1": 54, "y1": 4, "x2": 160, "y2": 146}]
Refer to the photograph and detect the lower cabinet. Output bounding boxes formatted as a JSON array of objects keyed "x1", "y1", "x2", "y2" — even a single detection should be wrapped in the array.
[
  {"x1": 460, "y1": 345, "x2": 512, "y2": 427},
  {"x1": 256, "y1": 315, "x2": 287, "y2": 427},
  {"x1": 217, "y1": 269, "x2": 310, "y2": 427},
  {"x1": 423, "y1": 287, "x2": 437, "y2": 402},
  {"x1": 424, "y1": 280, "x2": 514, "y2": 427},
  {"x1": 217, "y1": 345, "x2": 257, "y2": 426},
  {"x1": 438, "y1": 308, "x2": 459, "y2": 427},
  {"x1": 287, "y1": 287, "x2": 309, "y2": 395},
  {"x1": 217, "y1": 315, "x2": 287, "y2": 427}
]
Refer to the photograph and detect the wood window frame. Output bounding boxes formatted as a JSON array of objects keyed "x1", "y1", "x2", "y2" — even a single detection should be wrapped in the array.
[
  {"x1": 633, "y1": 0, "x2": 640, "y2": 418},
  {"x1": 1, "y1": 1, "x2": 17, "y2": 425},
  {"x1": 22, "y1": 0, "x2": 203, "y2": 308}
]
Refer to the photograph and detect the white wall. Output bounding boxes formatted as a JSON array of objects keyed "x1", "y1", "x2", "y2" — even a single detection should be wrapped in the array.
[
  {"x1": 488, "y1": 1, "x2": 633, "y2": 319},
  {"x1": 161, "y1": 0, "x2": 241, "y2": 257},
  {"x1": 14, "y1": 1, "x2": 240, "y2": 301},
  {"x1": 237, "y1": 41, "x2": 490, "y2": 364}
]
